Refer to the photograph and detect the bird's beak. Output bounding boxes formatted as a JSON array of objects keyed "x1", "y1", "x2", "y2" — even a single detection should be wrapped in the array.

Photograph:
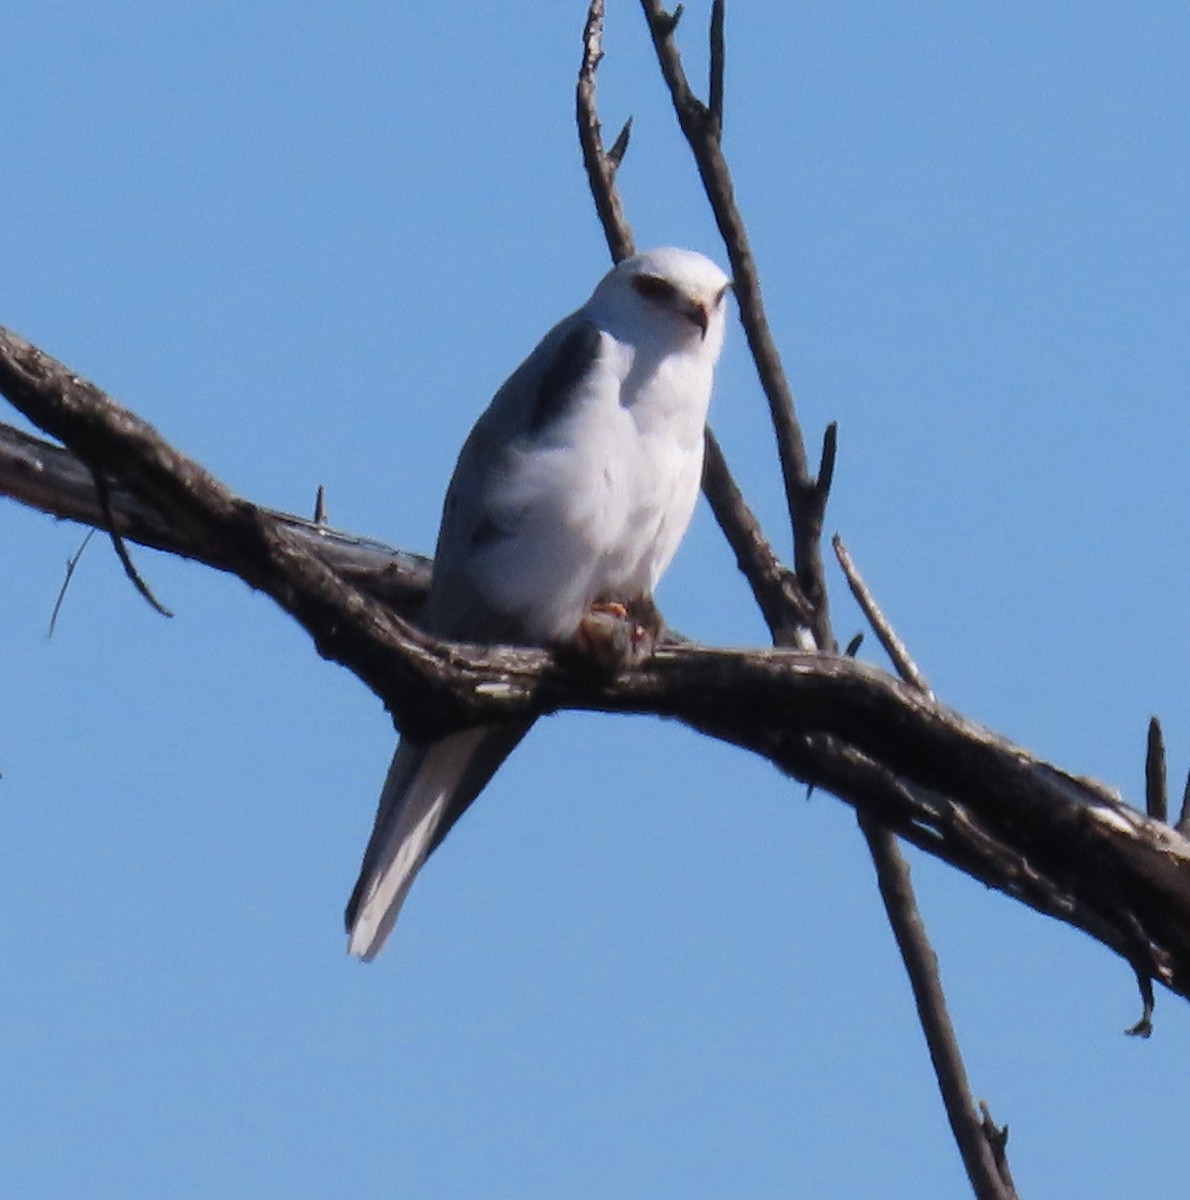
[{"x1": 685, "y1": 299, "x2": 711, "y2": 339}]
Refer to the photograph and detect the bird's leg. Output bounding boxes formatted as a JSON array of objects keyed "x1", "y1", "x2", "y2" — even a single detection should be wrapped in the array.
[
  {"x1": 569, "y1": 595, "x2": 664, "y2": 672},
  {"x1": 623, "y1": 595, "x2": 665, "y2": 644}
]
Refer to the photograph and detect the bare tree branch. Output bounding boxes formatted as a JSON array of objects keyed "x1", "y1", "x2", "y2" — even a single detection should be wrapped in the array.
[
  {"x1": 839, "y1": 534, "x2": 1019, "y2": 1197},
  {"x1": 834, "y1": 534, "x2": 931, "y2": 697},
  {"x1": 859, "y1": 811, "x2": 1020, "y2": 1200},
  {"x1": 626, "y1": 7, "x2": 1021, "y2": 1191},
  {"x1": 701, "y1": 428, "x2": 814, "y2": 645},
  {"x1": 91, "y1": 467, "x2": 174, "y2": 618},
  {"x1": 979, "y1": 1104, "x2": 1019, "y2": 1196},
  {"x1": 5, "y1": 328, "x2": 1190, "y2": 1006},
  {"x1": 639, "y1": 0, "x2": 832, "y2": 648},
  {"x1": 0, "y1": 418, "x2": 431, "y2": 618},
  {"x1": 594, "y1": 9, "x2": 1025, "y2": 1191},
  {"x1": 577, "y1": 0, "x2": 636, "y2": 264},
  {"x1": 0, "y1": 327, "x2": 452, "y2": 737},
  {"x1": 707, "y1": 0, "x2": 725, "y2": 138},
  {"x1": 1126, "y1": 970, "x2": 1156, "y2": 1038},
  {"x1": 47, "y1": 526, "x2": 96, "y2": 637}
]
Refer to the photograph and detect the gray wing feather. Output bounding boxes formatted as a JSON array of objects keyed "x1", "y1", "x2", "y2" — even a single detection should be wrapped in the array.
[
  {"x1": 528, "y1": 320, "x2": 602, "y2": 432},
  {"x1": 422, "y1": 313, "x2": 602, "y2": 642},
  {"x1": 346, "y1": 311, "x2": 604, "y2": 959}
]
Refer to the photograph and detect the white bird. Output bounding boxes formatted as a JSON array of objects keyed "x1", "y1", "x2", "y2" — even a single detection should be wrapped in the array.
[{"x1": 346, "y1": 247, "x2": 731, "y2": 960}]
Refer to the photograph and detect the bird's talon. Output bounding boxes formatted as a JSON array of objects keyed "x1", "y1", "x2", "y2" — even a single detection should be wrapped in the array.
[{"x1": 570, "y1": 603, "x2": 656, "y2": 672}]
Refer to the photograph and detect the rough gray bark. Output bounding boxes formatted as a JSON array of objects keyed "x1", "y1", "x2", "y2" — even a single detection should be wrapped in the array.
[{"x1": 3, "y1": 328, "x2": 1189, "y2": 1010}]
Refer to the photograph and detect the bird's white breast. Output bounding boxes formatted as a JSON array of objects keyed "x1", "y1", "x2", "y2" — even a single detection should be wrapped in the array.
[{"x1": 473, "y1": 332, "x2": 712, "y2": 642}]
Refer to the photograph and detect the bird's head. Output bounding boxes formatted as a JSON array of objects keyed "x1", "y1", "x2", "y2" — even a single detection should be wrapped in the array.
[{"x1": 591, "y1": 247, "x2": 731, "y2": 361}]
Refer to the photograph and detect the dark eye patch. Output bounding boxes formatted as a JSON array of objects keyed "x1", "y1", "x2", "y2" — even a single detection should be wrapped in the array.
[{"x1": 631, "y1": 273, "x2": 680, "y2": 304}]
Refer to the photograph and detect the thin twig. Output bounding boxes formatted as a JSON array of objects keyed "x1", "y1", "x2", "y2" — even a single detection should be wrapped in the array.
[
  {"x1": 47, "y1": 527, "x2": 96, "y2": 637},
  {"x1": 816, "y1": 422, "x2": 837, "y2": 497},
  {"x1": 860, "y1": 813, "x2": 1020, "y2": 1200},
  {"x1": 833, "y1": 533, "x2": 931, "y2": 696},
  {"x1": 607, "y1": 116, "x2": 633, "y2": 168},
  {"x1": 577, "y1": 0, "x2": 637, "y2": 263},
  {"x1": 979, "y1": 1105, "x2": 1019, "y2": 1196},
  {"x1": 1145, "y1": 717, "x2": 1168, "y2": 823},
  {"x1": 1138, "y1": 722, "x2": 1170, "y2": 1025},
  {"x1": 707, "y1": 0, "x2": 725, "y2": 137},
  {"x1": 1126, "y1": 969, "x2": 1155, "y2": 1038},
  {"x1": 0, "y1": 420, "x2": 432, "y2": 617},
  {"x1": 91, "y1": 468, "x2": 174, "y2": 618}
]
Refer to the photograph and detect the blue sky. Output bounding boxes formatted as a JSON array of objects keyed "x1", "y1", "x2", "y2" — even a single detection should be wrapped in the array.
[{"x1": 2, "y1": 3, "x2": 1188, "y2": 1196}]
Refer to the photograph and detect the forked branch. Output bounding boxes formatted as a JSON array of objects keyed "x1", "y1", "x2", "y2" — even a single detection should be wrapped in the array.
[
  {"x1": 4, "y1": 327, "x2": 1190, "y2": 1013},
  {"x1": 639, "y1": 0, "x2": 832, "y2": 647},
  {"x1": 623, "y1": 5, "x2": 1015, "y2": 1191}
]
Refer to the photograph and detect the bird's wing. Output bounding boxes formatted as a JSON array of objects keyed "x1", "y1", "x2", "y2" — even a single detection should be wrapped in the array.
[
  {"x1": 345, "y1": 314, "x2": 608, "y2": 961},
  {"x1": 420, "y1": 314, "x2": 604, "y2": 640}
]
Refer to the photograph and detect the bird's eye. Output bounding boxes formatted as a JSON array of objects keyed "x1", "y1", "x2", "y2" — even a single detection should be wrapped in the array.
[{"x1": 631, "y1": 274, "x2": 680, "y2": 305}]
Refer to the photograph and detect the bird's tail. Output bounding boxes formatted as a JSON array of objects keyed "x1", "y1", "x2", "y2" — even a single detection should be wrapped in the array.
[{"x1": 345, "y1": 722, "x2": 531, "y2": 961}]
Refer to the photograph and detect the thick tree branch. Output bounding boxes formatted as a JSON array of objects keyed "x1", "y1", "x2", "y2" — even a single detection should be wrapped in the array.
[
  {"x1": 0, "y1": 327, "x2": 458, "y2": 737},
  {"x1": 0, "y1": 418, "x2": 431, "y2": 619},
  {"x1": 5, "y1": 327, "x2": 1190, "y2": 1009}
]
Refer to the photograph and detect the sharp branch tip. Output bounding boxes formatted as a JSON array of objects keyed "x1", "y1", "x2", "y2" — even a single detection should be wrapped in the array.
[
  {"x1": 1145, "y1": 716, "x2": 1168, "y2": 823},
  {"x1": 816, "y1": 422, "x2": 838, "y2": 497},
  {"x1": 608, "y1": 117, "x2": 633, "y2": 168},
  {"x1": 708, "y1": 0, "x2": 725, "y2": 136}
]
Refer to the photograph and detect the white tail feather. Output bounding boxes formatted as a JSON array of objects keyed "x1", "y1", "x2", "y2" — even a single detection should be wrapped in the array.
[{"x1": 347, "y1": 727, "x2": 491, "y2": 961}]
